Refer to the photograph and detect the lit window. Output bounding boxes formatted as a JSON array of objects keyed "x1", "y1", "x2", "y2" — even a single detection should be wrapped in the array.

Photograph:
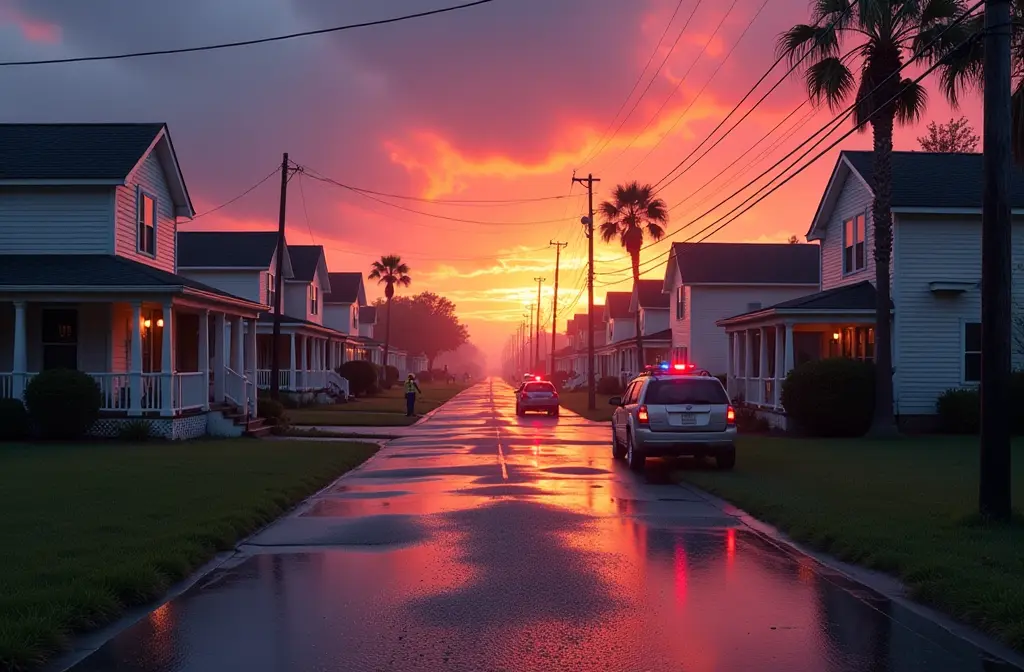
[
  {"x1": 137, "y1": 192, "x2": 156, "y2": 255},
  {"x1": 843, "y1": 213, "x2": 866, "y2": 274},
  {"x1": 964, "y1": 322, "x2": 981, "y2": 383},
  {"x1": 676, "y1": 286, "x2": 686, "y2": 320}
]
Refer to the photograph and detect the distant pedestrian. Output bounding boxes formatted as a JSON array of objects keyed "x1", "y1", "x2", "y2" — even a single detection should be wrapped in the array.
[{"x1": 404, "y1": 374, "x2": 422, "y2": 416}]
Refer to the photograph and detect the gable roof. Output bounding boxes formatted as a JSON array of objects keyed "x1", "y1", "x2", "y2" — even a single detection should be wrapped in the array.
[
  {"x1": 717, "y1": 280, "x2": 890, "y2": 327},
  {"x1": 324, "y1": 272, "x2": 366, "y2": 305},
  {"x1": 177, "y1": 231, "x2": 291, "y2": 274},
  {"x1": 359, "y1": 306, "x2": 377, "y2": 324},
  {"x1": 603, "y1": 292, "x2": 632, "y2": 321},
  {"x1": 632, "y1": 279, "x2": 670, "y2": 310},
  {"x1": 285, "y1": 245, "x2": 328, "y2": 289},
  {"x1": 0, "y1": 123, "x2": 194, "y2": 217},
  {"x1": 808, "y1": 151, "x2": 1024, "y2": 240},
  {"x1": 666, "y1": 242, "x2": 820, "y2": 286}
]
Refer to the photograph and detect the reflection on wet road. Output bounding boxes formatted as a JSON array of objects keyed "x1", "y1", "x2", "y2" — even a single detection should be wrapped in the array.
[{"x1": 67, "y1": 381, "x2": 1021, "y2": 671}]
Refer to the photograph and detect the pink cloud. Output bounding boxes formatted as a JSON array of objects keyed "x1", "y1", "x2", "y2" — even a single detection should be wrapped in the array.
[{"x1": 0, "y1": 1, "x2": 59, "y2": 42}]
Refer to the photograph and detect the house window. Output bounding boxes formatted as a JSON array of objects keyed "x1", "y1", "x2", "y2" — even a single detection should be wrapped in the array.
[
  {"x1": 266, "y1": 272, "x2": 276, "y2": 309},
  {"x1": 309, "y1": 285, "x2": 319, "y2": 315},
  {"x1": 676, "y1": 287, "x2": 686, "y2": 320},
  {"x1": 42, "y1": 308, "x2": 78, "y2": 370},
  {"x1": 353, "y1": 308, "x2": 359, "y2": 329},
  {"x1": 137, "y1": 191, "x2": 156, "y2": 256},
  {"x1": 843, "y1": 213, "x2": 867, "y2": 275},
  {"x1": 964, "y1": 322, "x2": 981, "y2": 383}
]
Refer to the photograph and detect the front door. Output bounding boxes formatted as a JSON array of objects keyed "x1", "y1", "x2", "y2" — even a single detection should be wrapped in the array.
[{"x1": 41, "y1": 308, "x2": 78, "y2": 370}]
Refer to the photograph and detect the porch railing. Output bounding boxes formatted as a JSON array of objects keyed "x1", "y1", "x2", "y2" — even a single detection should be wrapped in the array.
[
  {"x1": 174, "y1": 372, "x2": 207, "y2": 412},
  {"x1": 0, "y1": 372, "x2": 213, "y2": 414},
  {"x1": 255, "y1": 369, "x2": 328, "y2": 391},
  {"x1": 256, "y1": 369, "x2": 293, "y2": 390},
  {"x1": 224, "y1": 367, "x2": 247, "y2": 408}
]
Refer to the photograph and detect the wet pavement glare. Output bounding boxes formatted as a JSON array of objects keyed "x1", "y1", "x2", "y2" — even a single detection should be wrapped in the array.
[{"x1": 66, "y1": 381, "x2": 1022, "y2": 671}]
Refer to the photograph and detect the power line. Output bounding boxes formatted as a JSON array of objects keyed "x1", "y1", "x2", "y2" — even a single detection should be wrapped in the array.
[
  {"x1": 188, "y1": 165, "x2": 281, "y2": 221},
  {"x1": 0, "y1": 0, "x2": 496, "y2": 67},
  {"x1": 575, "y1": 0, "x2": 687, "y2": 168},
  {"x1": 304, "y1": 181, "x2": 582, "y2": 206}
]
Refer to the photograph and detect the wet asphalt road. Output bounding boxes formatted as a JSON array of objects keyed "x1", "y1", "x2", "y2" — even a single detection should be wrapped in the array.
[{"x1": 65, "y1": 380, "x2": 1021, "y2": 672}]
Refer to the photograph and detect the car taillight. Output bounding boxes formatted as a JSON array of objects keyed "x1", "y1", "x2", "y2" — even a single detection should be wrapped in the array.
[
  {"x1": 637, "y1": 405, "x2": 649, "y2": 424},
  {"x1": 726, "y1": 406, "x2": 736, "y2": 425}
]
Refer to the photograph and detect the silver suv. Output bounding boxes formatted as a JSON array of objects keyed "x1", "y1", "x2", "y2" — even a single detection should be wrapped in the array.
[{"x1": 609, "y1": 369, "x2": 736, "y2": 472}]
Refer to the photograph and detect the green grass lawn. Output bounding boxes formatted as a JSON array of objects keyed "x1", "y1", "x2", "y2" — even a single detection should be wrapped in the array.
[
  {"x1": 287, "y1": 382, "x2": 467, "y2": 426},
  {"x1": 557, "y1": 389, "x2": 615, "y2": 422},
  {"x1": 679, "y1": 436, "x2": 1024, "y2": 649},
  {"x1": 0, "y1": 439, "x2": 377, "y2": 671}
]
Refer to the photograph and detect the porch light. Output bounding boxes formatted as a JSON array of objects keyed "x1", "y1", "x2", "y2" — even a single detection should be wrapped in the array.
[
  {"x1": 832, "y1": 332, "x2": 840, "y2": 341},
  {"x1": 156, "y1": 318, "x2": 164, "y2": 328},
  {"x1": 143, "y1": 318, "x2": 152, "y2": 329}
]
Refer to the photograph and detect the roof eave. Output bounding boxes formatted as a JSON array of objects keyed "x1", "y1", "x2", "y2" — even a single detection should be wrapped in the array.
[
  {"x1": 0, "y1": 178, "x2": 126, "y2": 186},
  {"x1": 128, "y1": 126, "x2": 196, "y2": 219},
  {"x1": 806, "y1": 154, "x2": 871, "y2": 241}
]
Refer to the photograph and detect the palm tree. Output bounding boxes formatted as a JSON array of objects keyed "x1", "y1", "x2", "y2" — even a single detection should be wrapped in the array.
[
  {"x1": 368, "y1": 255, "x2": 411, "y2": 381},
  {"x1": 598, "y1": 182, "x2": 668, "y2": 369},
  {"x1": 778, "y1": 0, "x2": 966, "y2": 435}
]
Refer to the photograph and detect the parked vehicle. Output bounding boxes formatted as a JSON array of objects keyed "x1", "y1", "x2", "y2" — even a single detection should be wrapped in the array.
[
  {"x1": 516, "y1": 381, "x2": 560, "y2": 417},
  {"x1": 609, "y1": 364, "x2": 736, "y2": 472}
]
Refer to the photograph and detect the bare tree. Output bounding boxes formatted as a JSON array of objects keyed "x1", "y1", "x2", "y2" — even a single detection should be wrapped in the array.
[
  {"x1": 917, "y1": 117, "x2": 980, "y2": 153},
  {"x1": 787, "y1": 234, "x2": 800, "y2": 244}
]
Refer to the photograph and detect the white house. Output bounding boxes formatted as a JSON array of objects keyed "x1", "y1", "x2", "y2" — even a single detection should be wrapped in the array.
[
  {"x1": 177, "y1": 235, "x2": 350, "y2": 395},
  {"x1": 0, "y1": 123, "x2": 267, "y2": 438},
  {"x1": 717, "y1": 150, "x2": 1024, "y2": 429},
  {"x1": 323, "y1": 272, "x2": 383, "y2": 365},
  {"x1": 595, "y1": 291, "x2": 633, "y2": 377},
  {"x1": 663, "y1": 242, "x2": 820, "y2": 376}
]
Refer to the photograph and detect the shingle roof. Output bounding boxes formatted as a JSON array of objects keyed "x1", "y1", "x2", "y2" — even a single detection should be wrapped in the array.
[
  {"x1": 359, "y1": 306, "x2": 377, "y2": 324},
  {"x1": 770, "y1": 280, "x2": 884, "y2": 311},
  {"x1": 177, "y1": 231, "x2": 280, "y2": 268},
  {"x1": 0, "y1": 123, "x2": 165, "y2": 181},
  {"x1": 670, "y1": 242, "x2": 820, "y2": 285},
  {"x1": 324, "y1": 272, "x2": 363, "y2": 304},
  {"x1": 604, "y1": 291, "x2": 631, "y2": 319},
  {"x1": 0, "y1": 254, "x2": 259, "y2": 304},
  {"x1": 635, "y1": 279, "x2": 670, "y2": 308},
  {"x1": 256, "y1": 314, "x2": 347, "y2": 335},
  {"x1": 286, "y1": 245, "x2": 324, "y2": 282},
  {"x1": 842, "y1": 150, "x2": 1024, "y2": 209}
]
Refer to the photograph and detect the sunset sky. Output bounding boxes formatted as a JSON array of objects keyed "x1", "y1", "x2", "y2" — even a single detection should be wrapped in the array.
[{"x1": 0, "y1": 0, "x2": 983, "y2": 365}]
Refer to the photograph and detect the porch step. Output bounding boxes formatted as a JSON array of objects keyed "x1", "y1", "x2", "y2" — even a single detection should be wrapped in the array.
[{"x1": 244, "y1": 418, "x2": 272, "y2": 438}]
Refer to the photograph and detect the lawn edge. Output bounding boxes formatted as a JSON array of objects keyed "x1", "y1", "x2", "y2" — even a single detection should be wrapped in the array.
[
  {"x1": 675, "y1": 479, "x2": 1024, "y2": 667},
  {"x1": 44, "y1": 440, "x2": 381, "y2": 672}
]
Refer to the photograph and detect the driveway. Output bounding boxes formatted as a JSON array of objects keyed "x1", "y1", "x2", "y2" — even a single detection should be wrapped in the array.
[{"x1": 64, "y1": 380, "x2": 1021, "y2": 671}]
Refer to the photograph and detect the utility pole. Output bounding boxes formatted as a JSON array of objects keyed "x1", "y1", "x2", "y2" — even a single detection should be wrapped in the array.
[
  {"x1": 269, "y1": 153, "x2": 292, "y2": 401},
  {"x1": 549, "y1": 240, "x2": 567, "y2": 377},
  {"x1": 980, "y1": 0, "x2": 1013, "y2": 520},
  {"x1": 573, "y1": 173, "x2": 600, "y2": 409},
  {"x1": 533, "y1": 278, "x2": 545, "y2": 372},
  {"x1": 521, "y1": 315, "x2": 529, "y2": 375},
  {"x1": 526, "y1": 305, "x2": 534, "y2": 373}
]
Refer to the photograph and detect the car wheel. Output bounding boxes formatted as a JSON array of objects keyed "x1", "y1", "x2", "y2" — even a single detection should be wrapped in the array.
[
  {"x1": 550, "y1": 408, "x2": 559, "y2": 417},
  {"x1": 611, "y1": 423, "x2": 626, "y2": 460},
  {"x1": 626, "y1": 432, "x2": 646, "y2": 472},
  {"x1": 716, "y1": 447, "x2": 736, "y2": 470}
]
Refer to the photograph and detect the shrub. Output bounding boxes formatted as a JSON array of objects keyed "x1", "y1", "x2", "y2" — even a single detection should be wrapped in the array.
[
  {"x1": 258, "y1": 398, "x2": 286, "y2": 425},
  {"x1": 417, "y1": 370, "x2": 434, "y2": 383},
  {"x1": 714, "y1": 374, "x2": 727, "y2": 389},
  {"x1": 935, "y1": 387, "x2": 980, "y2": 434},
  {"x1": 551, "y1": 370, "x2": 570, "y2": 391},
  {"x1": 734, "y1": 405, "x2": 770, "y2": 434},
  {"x1": 338, "y1": 360, "x2": 378, "y2": 396},
  {"x1": 0, "y1": 398, "x2": 29, "y2": 441},
  {"x1": 24, "y1": 369, "x2": 103, "y2": 440},
  {"x1": 780, "y1": 358, "x2": 875, "y2": 437},
  {"x1": 597, "y1": 376, "x2": 623, "y2": 395},
  {"x1": 383, "y1": 365, "x2": 400, "y2": 389},
  {"x1": 1012, "y1": 371, "x2": 1024, "y2": 435},
  {"x1": 118, "y1": 420, "x2": 154, "y2": 441}
]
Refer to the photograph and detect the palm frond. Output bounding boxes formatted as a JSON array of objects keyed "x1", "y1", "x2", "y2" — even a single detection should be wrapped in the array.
[
  {"x1": 813, "y1": 0, "x2": 856, "y2": 28},
  {"x1": 599, "y1": 220, "x2": 620, "y2": 244},
  {"x1": 805, "y1": 56, "x2": 856, "y2": 109},
  {"x1": 920, "y1": 0, "x2": 966, "y2": 24},
  {"x1": 646, "y1": 222, "x2": 666, "y2": 241},
  {"x1": 1012, "y1": 80, "x2": 1024, "y2": 164},
  {"x1": 776, "y1": 24, "x2": 841, "y2": 65},
  {"x1": 894, "y1": 77, "x2": 928, "y2": 123}
]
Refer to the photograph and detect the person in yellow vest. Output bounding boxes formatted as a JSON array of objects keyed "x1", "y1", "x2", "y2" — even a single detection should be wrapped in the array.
[{"x1": 404, "y1": 374, "x2": 423, "y2": 417}]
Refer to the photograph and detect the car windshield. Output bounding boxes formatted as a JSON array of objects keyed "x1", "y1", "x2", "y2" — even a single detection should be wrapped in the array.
[
  {"x1": 645, "y1": 379, "x2": 728, "y2": 405},
  {"x1": 524, "y1": 382, "x2": 555, "y2": 393}
]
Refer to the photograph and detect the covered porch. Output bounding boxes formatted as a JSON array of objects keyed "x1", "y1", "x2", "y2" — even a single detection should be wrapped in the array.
[
  {"x1": 255, "y1": 315, "x2": 349, "y2": 392},
  {"x1": 600, "y1": 329, "x2": 672, "y2": 383},
  {"x1": 716, "y1": 282, "x2": 884, "y2": 408}
]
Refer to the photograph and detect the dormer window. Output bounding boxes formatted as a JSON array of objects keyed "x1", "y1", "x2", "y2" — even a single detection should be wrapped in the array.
[
  {"x1": 309, "y1": 285, "x2": 319, "y2": 315},
  {"x1": 353, "y1": 308, "x2": 359, "y2": 329},
  {"x1": 843, "y1": 213, "x2": 866, "y2": 274},
  {"x1": 266, "y1": 272, "x2": 276, "y2": 310},
  {"x1": 137, "y1": 191, "x2": 156, "y2": 256}
]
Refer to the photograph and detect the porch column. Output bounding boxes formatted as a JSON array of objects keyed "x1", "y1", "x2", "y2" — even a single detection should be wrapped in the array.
[
  {"x1": 300, "y1": 335, "x2": 308, "y2": 389},
  {"x1": 758, "y1": 327, "x2": 769, "y2": 405},
  {"x1": 231, "y1": 316, "x2": 244, "y2": 372},
  {"x1": 160, "y1": 301, "x2": 174, "y2": 417},
  {"x1": 774, "y1": 324, "x2": 785, "y2": 408},
  {"x1": 130, "y1": 301, "x2": 143, "y2": 415},
  {"x1": 198, "y1": 310, "x2": 210, "y2": 411},
  {"x1": 246, "y1": 318, "x2": 258, "y2": 417},
  {"x1": 726, "y1": 332, "x2": 734, "y2": 396},
  {"x1": 732, "y1": 329, "x2": 741, "y2": 378},
  {"x1": 12, "y1": 301, "x2": 27, "y2": 399},
  {"x1": 288, "y1": 332, "x2": 296, "y2": 390},
  {"x1": 743, "y1": 329, "x2": 753, "y2": 403},
  {"x1": 784, "y1": 323, "x2": 795, "y2": 376},
  {"x1": 213, "y1": 313, "x2": 226, "y2": 402}
]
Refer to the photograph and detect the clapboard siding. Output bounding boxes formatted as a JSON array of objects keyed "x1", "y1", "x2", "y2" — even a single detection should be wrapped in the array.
[
  {"x1": 820, "y1": 171, "x2": 875, "y2": 290},
  {"x1": 893, "y1": 216, "x2": 1024, "y2": 415},
  {"x1": 690, "y1": 285, "x2": 821, "y2": 375},
  {"x1": 115, "y1": 149, "x2": 176, "y2": 273},
  {"x1": 667, "y1": 266, "x2": 691, "y2": 356},
  {"x1": 0, "y1": 187, "x2": 113, "y2": 254},
  {"x1": 178, "y1": 269, "x2": 261, "y2": 303},
  {"x1": 640, "y1": 308, "x2": 669, "y2": 334}
]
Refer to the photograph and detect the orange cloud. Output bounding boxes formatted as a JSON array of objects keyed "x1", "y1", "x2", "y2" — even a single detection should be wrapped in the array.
[{"x1": 0, "y1": 2, "x2": 59, "y2": 42}]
